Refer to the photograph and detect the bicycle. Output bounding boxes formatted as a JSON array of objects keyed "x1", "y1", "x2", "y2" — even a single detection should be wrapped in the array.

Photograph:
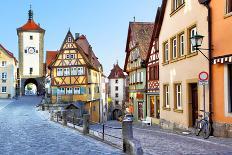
[{"x1": 195, "y1": 110, "x2": 211, "y2": 139}]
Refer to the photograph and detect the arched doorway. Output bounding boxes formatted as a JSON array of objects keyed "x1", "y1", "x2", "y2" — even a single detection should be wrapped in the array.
[
  {"x1": 112, "y1": 109, "x2": 122, "y2": 120},
  {"x1": 24, "y1": 78, "x2": 38, "y2": 96}
]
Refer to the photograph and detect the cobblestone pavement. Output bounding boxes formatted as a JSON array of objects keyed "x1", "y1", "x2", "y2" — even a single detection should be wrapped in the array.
[
  {"x1": 0, "y1": 99, "x2": 13, "y2": 111},
  {"x1": 90, "y1": 121, "x2": 232, "y2": 155},
  {"x1": 0, "y1": 96, "x2": 123, "y2": 155}
]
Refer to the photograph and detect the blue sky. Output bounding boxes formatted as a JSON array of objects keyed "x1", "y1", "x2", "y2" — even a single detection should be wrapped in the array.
[{"x1": 0, "y1": 0, "x2": 161, "y2": 75}]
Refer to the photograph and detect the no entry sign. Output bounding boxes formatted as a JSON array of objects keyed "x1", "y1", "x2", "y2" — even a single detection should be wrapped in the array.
[{"x1": 199, "y1": 71, "x2": 209, "y2": 85}]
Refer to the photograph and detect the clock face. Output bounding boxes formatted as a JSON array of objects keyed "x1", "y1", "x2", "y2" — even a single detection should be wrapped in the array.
[{"x1": 28, "y1": 47, "x2": 35, "y2": 54}]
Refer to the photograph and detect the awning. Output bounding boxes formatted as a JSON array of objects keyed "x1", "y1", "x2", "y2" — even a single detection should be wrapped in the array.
[{"x1": 213, "y1": 54, "x2": 232, "y2": 64}]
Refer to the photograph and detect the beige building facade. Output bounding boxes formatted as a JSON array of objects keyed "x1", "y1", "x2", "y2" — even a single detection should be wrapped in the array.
[
  {"x1": 159, "y1": 0, "x2": 209, "y2": 129},
  {"x1": 0, "y1": 44, "x2": 18, "y2": 98}
]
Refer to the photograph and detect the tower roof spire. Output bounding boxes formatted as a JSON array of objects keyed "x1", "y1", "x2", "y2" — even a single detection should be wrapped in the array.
[{"x1": 28, "y1": 4, "x2": 33, "y2": 20}]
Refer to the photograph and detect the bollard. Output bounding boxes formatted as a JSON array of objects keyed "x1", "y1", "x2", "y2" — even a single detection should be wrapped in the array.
[
  {"x1": 62, "y1": 110, "x2": 67, "y2": 126},
  {"x1": 83, "y1": 114, "x2": 90, "y2": 135},
  {"x1": 122, "y1": 118, "x2": 143, "y2": 155}
]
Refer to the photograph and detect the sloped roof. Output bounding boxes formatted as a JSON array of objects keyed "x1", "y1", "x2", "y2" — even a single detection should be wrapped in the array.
[
  {"x1": 108, "y1": 63, "x2": 126, "y2": 79},
  {"x1": 46, "y1": 51, "x2": 58, "y2": 67},
  {"x1": 0, "y1": 44, "x2": 18, "y2": 64},
  {"x1": 76, "y1": 35, "x2": 101, "y2": 69},
  {"x1": 17, "y1": 20, "x2": 45, "y2": 32},
  {"x1": 124, "y1": 22, "x2": 154, "y2": 71}
]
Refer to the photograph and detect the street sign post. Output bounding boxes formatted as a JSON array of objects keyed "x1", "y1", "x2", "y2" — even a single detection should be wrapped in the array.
[{"x1": 198, "y1": 71, "x2": 209, "y2": 118}]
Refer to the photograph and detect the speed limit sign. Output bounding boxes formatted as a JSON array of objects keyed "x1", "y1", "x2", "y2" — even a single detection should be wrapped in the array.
[{"x1": 199, "y1": 71, "x2": 209, "y2": 85}]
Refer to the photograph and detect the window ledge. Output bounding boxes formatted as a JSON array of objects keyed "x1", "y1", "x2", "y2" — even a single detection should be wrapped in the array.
[
  {"x1": 224, "y1": 12, "x2": 232, "y2": 19},
  {"x1": 162, "y1": 107, "x2": 171, "y2": 111},
  {"x1": 173, "y1": 109, "x2": 183, "y2": 113},
  {"x1": 170, "y1": 3, "x2": 185, "y2": 17},
  {"x1": 170, "y1": 58, "x2": 179, "y2": 63},
  {"x1": 186, "y1": 52, "x2": 198, "y2": 58},
  {"x1": 162, "y1": 61, "x2": 169, "y2": 66},
  {"x1": 178, "y1": 55, "x2": 186, "y2": 61}
]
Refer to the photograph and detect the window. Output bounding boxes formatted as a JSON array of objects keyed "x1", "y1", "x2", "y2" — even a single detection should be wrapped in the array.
[
  {"x1": 77, "y1": 67, "x2": 84, "y2": 75},
  {"x1": 115, "y1": 79, "x2": 118, "y2": 84},
  {"x1": 66, "y1": 54, "x2": 70, "y2": 59},
  {"x1": 179, "y1": 34, "x2": 185, "y2": 56},
  {"x1": 71, "y1": 67, "x2": 77, "y2": 75},
  {"x1": 140, "y1": 72, "x2": 144, "y2": 82},
  {"x1": 2, "y1": 72, "x2": 7, "y2": 79},
  {"x1": 74, "y1": 87, "x2": 81, "y2": 94},
  {"x1": 175, "y1": 84, "x2": 182, "y2": 110},
  {"x1": 115, "y1": 93, "x2": 119, "y2": 98},
  {"x1": 89, "y1": 88, "x2": 91, "y2": 94},
  {"x1": 115, "y1": 101, "x2": 119, "y2": 105},
  {"x1": 57, "y1": 68, "x2": 63, "y2": 76},
  {"x1": 228, "y1": 65, "x2": 232, "y2": 112},
  {"x1": 115, "y1": 86, "x2": 118, "y2": 91},
  {"x1": 1, "y1": 61, "x2": 7, "y2": 67},
  {"x1": 30, "y1": 68, "x2": 33, "y2": 75},
  {"x1": 70, "y1": 54, "x2": 75, "y2": 59},
  {"x1": 172, "y1": 38, "x2": 177, "y2": 59},
  {"x1": 64, "y1": 68, "x2": 70, "y2": 76},
  {"x1": 164, "y1": 42, "x2": 169, "y2": 63},
  {"x1": 68, "y1": 37, "x2": 72, "y2": 42},
  {"x1": 25, "y1": 49, "x2": 27, "y2": 53},
  {"x1": 226, "y1": 0, "x2": 232, "y2": 14},
  {"x1": 190, "y1": 27, "x2": 197, "y2": 53},
  {"x1": 172, "y1": 0, "x2": 185, "y2": 11},
  {"x1": 2, "y1": 86, "x2": 6, "y2": 93},
  {"x1": 137, "y1": 72, "x2": 140, "y2": 82},
  {"x1": 66, "y1": 88, "x2": 72, "y2": 94},
  {"x1": 30, "y1": 35, "x2": 33, "y2": 40},
  {"x1": 58, "y1": 88, "x2": 65, "y2": 95},
  {"x1": 164, "y1": 85, "x2": 170, "y2": 108}
]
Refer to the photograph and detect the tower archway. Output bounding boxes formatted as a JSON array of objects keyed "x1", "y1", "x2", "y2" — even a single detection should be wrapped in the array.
[{"x1": 24, "y1": 78, "x2": 38, "y2": 96}]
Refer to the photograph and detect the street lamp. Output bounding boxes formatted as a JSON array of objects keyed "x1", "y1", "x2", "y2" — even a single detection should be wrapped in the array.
[
  {"x1": 190, "y1": 33, "x2": 210, "y2": 61},
  {"x1": 190, "y1": 33, "x2": 204, "y2": 50}
]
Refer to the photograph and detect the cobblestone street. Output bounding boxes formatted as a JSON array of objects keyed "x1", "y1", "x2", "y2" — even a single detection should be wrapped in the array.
[
  {"x1": 90, "y1": 121, "x2": 232, "y2": 155},
  {"x1": 0, "y1": 96, "x2": 123, "y2": 155}
]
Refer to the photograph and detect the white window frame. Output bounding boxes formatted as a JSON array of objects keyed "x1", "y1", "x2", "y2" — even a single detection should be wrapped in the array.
[
  {"x1": 77, "y1": 67, "x2": 84, "y2": 75},
  {"x1": 70, "y1": 54, "x2": 75, "y2": 59},
  {"x1": 164, "y1": 42, "x2": 169, "y2": 62},
  {"x1": 58, "y1": 88, "x2": 65, "y2": 95},
  {"x1": 137, "y1": 72, "x2": 140, "y2": 83},
  {"x1": 64, "y1": 68, "x2": 70, "y2": 76},
  {"x1": 66, "y1": 54, "x2": 70, "y2": 59},
  {"x1": 180, "y1": 34, "x2": 185, "y2": 56},
  {"x1": 71, "y1": 67, "x2": 77, "y2": 75},
  {"x1": 66, "y1": 88, "x2": 73, "y2": 95},
  {"x1": 74, "y1": 87, "x2": 81, "y2": 94},
  {"x1": 140, "y1": 72, "x2": 144, "y2": 82},
  {"x1": 172, "y1": 38, "x2": 177, "y2": 59},
  {"x1": 57, "y1": 68, "x2": 63, "y2": 76},
  {"x1": 176, "y1": 84, "x2": 182, "y2": 109},
  {"x1": 190, "y1": 27, "x2": 197, "y2": 53},
  {"x1": 164, "y1": 85, "x2": 170, "y2": 108},
  {"x1": 2, "y1": 86, "x2": 6, "y2": 93},
  {"x1": 2, "y1": 72, "x2": 7, "y2": 79}
]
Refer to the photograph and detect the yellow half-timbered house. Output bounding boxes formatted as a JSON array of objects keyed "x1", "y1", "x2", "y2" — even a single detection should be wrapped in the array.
[{"x1": 48, "y1": 31, "x2": 102, "y2": 123}]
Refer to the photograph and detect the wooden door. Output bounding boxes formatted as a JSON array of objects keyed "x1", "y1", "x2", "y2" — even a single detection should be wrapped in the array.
[
  {"x1": 191, "y1": 84, "x2": 198, "y2": 126},
  {"x1": 138, "y1": 102, "x2": 143, "y2": 120}
]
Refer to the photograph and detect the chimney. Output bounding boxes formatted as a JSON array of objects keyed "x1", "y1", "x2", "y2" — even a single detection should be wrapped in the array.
[{"x1": 75, "y1": 33, "x2": 80, "y2": 40}]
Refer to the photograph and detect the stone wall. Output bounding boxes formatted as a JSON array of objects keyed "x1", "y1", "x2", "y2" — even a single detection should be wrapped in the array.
[{"x1": 213, "y1": 122, "x2": 232, "y2": 138}]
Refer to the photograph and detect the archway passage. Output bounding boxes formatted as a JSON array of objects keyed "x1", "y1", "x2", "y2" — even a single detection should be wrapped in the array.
[{"x1": 24, "y1": 78, "x2": 38, "y2": 96}]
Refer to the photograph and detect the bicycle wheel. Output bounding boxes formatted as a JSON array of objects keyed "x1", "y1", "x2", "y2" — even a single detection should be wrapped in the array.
[
  {"x1": 194, "y1": 121, "x2": 201, "y2": 136},
  {"x1": 203, "y1": 122, "x2": 211, "y2": 139}
]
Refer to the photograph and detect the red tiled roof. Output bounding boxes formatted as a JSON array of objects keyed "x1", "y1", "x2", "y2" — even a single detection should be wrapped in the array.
[
  {"x1": 0, "y1": 44, "x2": 18, "y2": 64},
  {"x1": 17, "y1": 20, "x2": 45, "y2": 32},
  {"x1": 108, "y1": 64, "x2": 126, "y2": 79},
  {"x1": 76, "y1": 35, "x2": 101, "y2": 69},
  {"x1": 46, "y1": 51, "x2": 58, "y2": 67}
]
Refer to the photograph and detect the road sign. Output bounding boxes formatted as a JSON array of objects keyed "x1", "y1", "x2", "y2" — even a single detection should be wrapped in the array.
[{"x1": 198, "y1": 71, "x2": 209, "y2": 85}]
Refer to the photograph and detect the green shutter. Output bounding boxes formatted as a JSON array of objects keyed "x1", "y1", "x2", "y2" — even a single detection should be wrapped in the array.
[
  {"x1": 52, "y1": 88, "x2": 57, "y2": 95},
  {"x1": 80, "y1": 87, "x2": 86, "y2": 94}
]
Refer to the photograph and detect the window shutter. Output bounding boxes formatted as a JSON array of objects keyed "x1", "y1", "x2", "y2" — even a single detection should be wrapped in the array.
[
  {"x1": 80, "y1": 87, "x2": 86, "y2": 94},
  {"x1": 52, "y1": 88, "x2": 57, "y2": 95}
]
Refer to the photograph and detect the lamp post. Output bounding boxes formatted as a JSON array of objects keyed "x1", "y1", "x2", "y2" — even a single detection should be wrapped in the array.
[{"x1": 190, "y1": 33, "x2": 211, "y2": 61}]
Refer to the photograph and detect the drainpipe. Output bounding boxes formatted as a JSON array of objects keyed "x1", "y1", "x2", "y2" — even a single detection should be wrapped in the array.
[{"x1": 199, "y1": 0, "x2": 212, "y2": 126}]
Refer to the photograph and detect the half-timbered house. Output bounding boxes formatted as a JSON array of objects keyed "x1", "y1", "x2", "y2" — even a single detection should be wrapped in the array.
[
  {"x1": 146, "y1": 8, "x2": 162, "y2": 125},
  {"x1": 48, "y1": 31, "x2": 102, "y2": 123},
  {"x1": 124, "y1": 22, "x2": 154, "y2": 121}
]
